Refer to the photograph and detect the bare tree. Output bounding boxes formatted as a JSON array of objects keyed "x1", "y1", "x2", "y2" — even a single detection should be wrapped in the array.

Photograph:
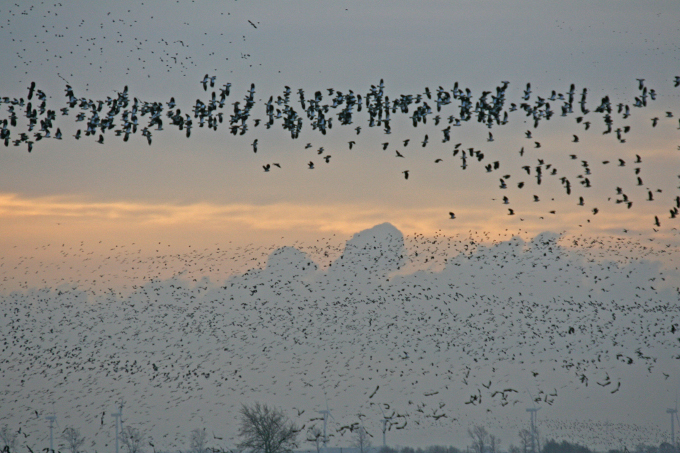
[
  {"x1": 190, "y1": 428, "x2": 208, "y2": 453},
  {"x1": 518, "y1": 429, "x2": 532, "y2": 453},
  {"x1": 0, "y1": 426, "x2": 18, "y2": 452},
  {"x1": 237, "y1": 403, "x2": 298, "y2": 453},
  {"x1": 61, "y1": 427, "x2": 85, "y2": 453},
  {"x1": 306, "y1": 426, "x2": 323, "y2": 453},
  {"x1": 120, "y1": 426, "x2": 146, "y2": 453},
  {"x1": 352, "y1": 426, "x2": 371, "y2": 453},
  {"x1": 469, "y1": 426, "x2": 489, "y2": 453},
  {"x1": 489, "y1": 435, "x2": 501, "y2": 453}
]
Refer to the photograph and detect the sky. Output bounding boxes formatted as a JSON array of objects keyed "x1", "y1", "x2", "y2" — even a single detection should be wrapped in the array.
[
  {"x1": 1, "y1": 0, "x2": 680, "y2": 253},
  {"x1": 1, "y1": 1, "x2": 680, "y2": 452}
]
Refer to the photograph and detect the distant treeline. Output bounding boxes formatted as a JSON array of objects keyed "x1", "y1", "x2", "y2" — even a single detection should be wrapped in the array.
[
  {"x1": 1, "y1": 439, "x2": 677, "y2": 453},
  {"x1": 371, "y1": 440, "x2": 678, "y2": 453},
  {"x1": 2, "y1": 440, "x2": 680, "y2": 453}
]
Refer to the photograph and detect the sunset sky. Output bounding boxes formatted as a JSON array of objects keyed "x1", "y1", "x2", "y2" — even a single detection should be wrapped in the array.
[
  {"x1": 1, "y1": 0, "x2": 680, "y2": 256},
  {"x1": 1, "y1": 1, "x2": 680, "y2": 450}
]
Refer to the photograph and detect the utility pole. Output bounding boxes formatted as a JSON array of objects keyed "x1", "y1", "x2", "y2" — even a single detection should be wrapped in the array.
[
  {"x1": 318, "y1": 396, "x2": 334, "y2": 453},
  {"x1": 318, "y1": 410, "x2": 329, "y2": 453},
  {"x1": 668, "y1": 392, "x2": 679, "y2": 449},
  {"x1": 45, "y1": 415, "x2": 57, "y2": 452},
  {"x1": 526, "y1": 408, "x2": 540, "y2": 453},
  {"x1": 112, "y1": 402, "x2": 124, "y2": 453},
  {"x1": 381, "y1": 418, "x2": 388, "y2": 448}
]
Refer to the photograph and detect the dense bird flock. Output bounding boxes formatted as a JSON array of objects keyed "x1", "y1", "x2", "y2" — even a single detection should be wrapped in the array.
[
  {"x1": 1, "y1": 3, "x2": 680, "y2": 232},
  {"x1": 2, "y1": 75, "x2": 680, "y2": 229},
  {"x1": 2, "y1": 1, "x2": 680, "y2": 452},
  {"x1": 1, "y1": 224, "x2": 679, "y2": 451}
]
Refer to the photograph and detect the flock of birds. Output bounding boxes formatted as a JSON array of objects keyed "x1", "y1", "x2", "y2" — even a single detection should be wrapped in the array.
[
  {"x1": 2, "y1": 75, "x2": 680, "y2": 230},
  {"x1": 2, "y1": 2, "x2": 259, "y2": 79},
  {"x1": 1, "y1": 223, "x2": 679, "y2": 451},
  {"x1": 2, "y1": 2, "x2": 680, "y2": 452}
]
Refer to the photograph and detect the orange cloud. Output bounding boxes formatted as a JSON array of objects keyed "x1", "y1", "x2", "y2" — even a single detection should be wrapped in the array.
[{"x1": 0, "y1": 191, "x2": 674, "y2": 252}]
